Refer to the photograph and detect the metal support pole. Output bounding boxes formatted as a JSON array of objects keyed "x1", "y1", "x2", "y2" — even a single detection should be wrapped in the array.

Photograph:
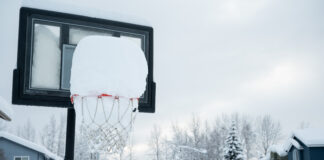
[{"x1": 64, "y1": 107, "x2": 76, "y2": 160}]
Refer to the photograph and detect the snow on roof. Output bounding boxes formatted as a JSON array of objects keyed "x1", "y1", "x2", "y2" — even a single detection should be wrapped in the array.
[
  {"x1": 290, "y1": 138, "x2": 303, "y2": 150},
  {"x1": 21, "y1": 0, "x2": 150, "y2": 26},
  {"x1": 281, "y1": 138, "x2": 303, "y2": 152},
  {"x1": 0, "y1": 96, "x2": 13, "y2": 121},
  {"x1": 293, "y1": 128, "x2": 324, "y2": 147},
  {"x1": 263, "y1": 128, "x2": 324, "y2": 160},
  {"x1": 0, "y1": 132, "x2": 62, "y2": 160},
  {"x1": 263, "y1": 138, "x2": 304, "y2": 160}
]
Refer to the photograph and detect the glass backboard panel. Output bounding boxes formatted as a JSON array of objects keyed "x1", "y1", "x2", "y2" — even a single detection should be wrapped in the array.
[
  {"x1": 61, "y1": 44, "x2": 76, "y2": 90},
  {"x1": 31, "y1": 24, "x2": 61, "y2": 90},
  {"x1": 120, "y1": 35, "x2": 142, "y2": 49},
  {"x1": 69, "y1": 27, "x2": 113, "y2": 45}
]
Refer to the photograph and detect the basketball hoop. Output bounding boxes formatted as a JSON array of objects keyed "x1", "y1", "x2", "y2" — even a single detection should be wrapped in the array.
[
  {"x1": 70, "y1": 36, "x2": 148, "y2": 156},
  {"x1": 71, "y1": 94, "x2": 138, "y2": 154}
]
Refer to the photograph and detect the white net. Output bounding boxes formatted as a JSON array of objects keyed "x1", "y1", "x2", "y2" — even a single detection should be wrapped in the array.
[{"x1": 73, "y1": 95, "x2": 138, "y2": 154}]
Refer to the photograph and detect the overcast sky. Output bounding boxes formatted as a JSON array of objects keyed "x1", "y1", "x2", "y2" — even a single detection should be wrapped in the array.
[{"x1": 1, "y1": 0, "x2": 324, "y2": 159}]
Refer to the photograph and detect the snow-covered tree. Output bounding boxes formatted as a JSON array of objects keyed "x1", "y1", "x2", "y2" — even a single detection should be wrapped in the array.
[
  {"x1": 207, "y1": 117, "x2": 228, "y2": 160},
  {"x1": 23, "y1": 119, "x2": 36, "y2": 142},
  {"x1": 149, "y1": 124, "x2": 163, "y2": 160},
  {"x1": 41, "y1": 115, "x2": 57, "y2": 153},
  {"x1": 241, "y1": 117, "x2": 256, "y2": 160},
  {"x1": 74, "y1": 123, "x2": 104, "y2": 160},
  {"x1": 223, "y1": 121, "x2": 244, "y2": 160},
  {"x1": 56, "y1": 114, "x2": 66, "y2": 157},
  {"x1": 0, "y1": 120, "x2": 8, "y2": 132},
  {"x1": 74, "y1": 127, "x2": 91, "y2": 160},
  {"x1": 149, "y1": 113, "x2": 282, "y2": 160},
  {"x1": 16, "y1": 119, "x2": 36, "y2": 142},
  {"x1": 169, "y1": 122, "x2": 190, "y2": 160},
  {"x1": 203, "y1": 121, "x2": 214, "y2": 159},
  {"x1": 256, "y1": 115, "x2": 282, "y2": 156},
  {"x1": 188, "y1": 115, "x2": 205, "y2": 159},
  {"x1": 38, "y1": 114, "x2": 67, "y2": 157}
]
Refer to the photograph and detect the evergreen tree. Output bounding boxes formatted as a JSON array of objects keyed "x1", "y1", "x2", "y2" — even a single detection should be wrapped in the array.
[{"x1": 223, "y1": 121, "x2": 244, "y2": 160}]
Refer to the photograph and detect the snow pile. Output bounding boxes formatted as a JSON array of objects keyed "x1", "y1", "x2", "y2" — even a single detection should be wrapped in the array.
[
  {"x1": 0, "y1": 132, "x2": 62, "y2": 160},
  {"x1": 70, "y1": 36, "x2": 147, "y2": 98},
  {"x1": 177, "y1": 145, "x2": 207, "y2": 154},
  {"x1": 268, "y1": 144, "x2": 288, "y2": 157},
  {"x1": 261, "y1": 144, "x2": 287, "y2": 160},
  {"x1": 293, "y1": 128, "x2": 324, "y2": 147},
  {"x1": 0, "y1": 96, "x2": 13, "y2": 121}
]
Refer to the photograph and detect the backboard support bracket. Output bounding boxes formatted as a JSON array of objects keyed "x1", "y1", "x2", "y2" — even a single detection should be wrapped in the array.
[{"x1": 65, "y1": 108, "x2": 76, "y2": 160}]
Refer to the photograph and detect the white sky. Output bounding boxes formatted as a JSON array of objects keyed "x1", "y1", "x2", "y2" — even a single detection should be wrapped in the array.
[{"x1": 1, "y1": 0, "x2": 324, "y2": 159}]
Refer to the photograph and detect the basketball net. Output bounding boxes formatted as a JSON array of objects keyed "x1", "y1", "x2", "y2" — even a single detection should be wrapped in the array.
[{"x1": 71, "y1": 94, "x2": 138, "y2": 155}]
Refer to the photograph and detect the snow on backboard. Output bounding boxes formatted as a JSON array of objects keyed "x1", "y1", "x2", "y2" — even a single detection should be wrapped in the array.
[
  {"x1": 70, "y1": 36, "x2": 148, "y2": 98},
  {"x1": 12, "y1": 7, "x2": 155, "y2": 113}
]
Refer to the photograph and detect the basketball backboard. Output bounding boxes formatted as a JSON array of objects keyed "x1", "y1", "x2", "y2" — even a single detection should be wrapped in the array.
[
  {"x1": 11, "y1": 7, "x2": 155, "y2": 160},
  {"x1": 12, "y1": 7, "x2": 155, "y2": 113}
]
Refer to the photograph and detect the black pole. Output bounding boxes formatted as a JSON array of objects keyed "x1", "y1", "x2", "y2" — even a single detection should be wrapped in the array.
[{"x1": 65, "y1": 107, "x2": 76, "y2": 160}]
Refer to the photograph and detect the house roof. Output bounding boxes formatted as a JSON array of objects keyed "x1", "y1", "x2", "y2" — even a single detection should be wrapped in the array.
[
  {"x1": 262, "y1": 128, "x2": 324, "y2": 160},
  {"x1": 267, "y1": 138, "x2": 303, "y2": 157},
  {"x1": 0, "y1": 132, "x2": 62, "y2": 160},
  {"x1": 0, "y1": 96, "x2": 12, "y2": 121},
  {"x1": 293, "y1": 128, "x2": 324, "y2": 147},
  {"x1": 283, "y1": 138, "x2": 303, "y2": 151},
  {"x1": 262, "y1": 138, "x2": 304, "y2": 160}
]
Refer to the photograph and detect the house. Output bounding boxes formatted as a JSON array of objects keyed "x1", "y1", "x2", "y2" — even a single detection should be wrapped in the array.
[
  {"x1": 0, "y1": 132, "x2": 62, "y2": 160},
  {"x1": 265, "y1": 128, "x2": 324, "y2": 160},
  {"x1": 287, "y1": 128, "x2": 324, "y2": 160}
]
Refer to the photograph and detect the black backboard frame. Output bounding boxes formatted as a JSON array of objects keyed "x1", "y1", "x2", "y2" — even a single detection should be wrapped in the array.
[{"x1": 12, "y1": 7, "x2": 156, "y2": 113}]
